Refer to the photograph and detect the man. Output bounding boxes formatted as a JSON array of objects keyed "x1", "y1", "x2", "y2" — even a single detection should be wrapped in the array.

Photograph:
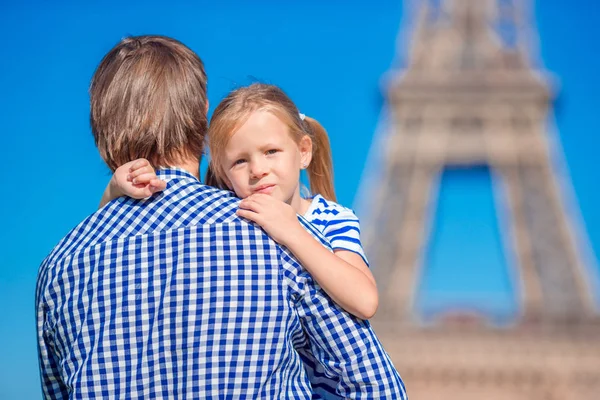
[{"x1": 35, "y1": 35, "x2": 407, "y2": 399}]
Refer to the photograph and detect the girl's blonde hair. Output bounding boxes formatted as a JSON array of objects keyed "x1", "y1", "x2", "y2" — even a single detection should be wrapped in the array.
[{"x1": 206, "y1": 83, "x2": 336, "y2": 201}]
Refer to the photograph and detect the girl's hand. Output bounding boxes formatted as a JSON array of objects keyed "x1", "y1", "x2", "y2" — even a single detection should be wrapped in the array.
[
  {"x1": 112, "y1": 158, "x2": 167, "y2": 199},
  {"x1": 237, "y1": 194, "x2": 302, "y2": 245}
]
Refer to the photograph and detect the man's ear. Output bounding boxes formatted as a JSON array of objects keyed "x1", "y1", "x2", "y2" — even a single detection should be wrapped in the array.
[{"x1": 299, "y1": 135, "x2": 313, "y2": 169}]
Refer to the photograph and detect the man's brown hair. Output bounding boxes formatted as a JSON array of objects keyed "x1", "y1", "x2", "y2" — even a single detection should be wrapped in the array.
[{"x1": 90, "y1": 35, "x2": 208, "y2": 171}]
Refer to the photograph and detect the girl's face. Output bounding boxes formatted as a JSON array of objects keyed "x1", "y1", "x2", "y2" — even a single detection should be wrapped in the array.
[{"x1": 221, "y1": 110, "x2": 311, "y2": 211}]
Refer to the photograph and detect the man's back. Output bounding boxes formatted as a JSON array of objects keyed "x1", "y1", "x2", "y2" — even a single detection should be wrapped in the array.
[{"x1": 37, "y1": 169, "x2": 406, "y2": 399}]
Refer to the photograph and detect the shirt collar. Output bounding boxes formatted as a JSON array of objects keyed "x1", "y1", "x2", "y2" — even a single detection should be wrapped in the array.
[{"x1": 155, "y1": 167, "x2": 200, "y2": 183}]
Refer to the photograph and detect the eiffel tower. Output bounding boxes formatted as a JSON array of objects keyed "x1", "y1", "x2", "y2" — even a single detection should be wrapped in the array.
[{"x1": 363, "y1": 0, "x2": 600, "y2": 398}]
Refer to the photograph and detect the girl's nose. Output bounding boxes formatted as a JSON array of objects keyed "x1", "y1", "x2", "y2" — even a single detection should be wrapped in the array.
[{"x1": 250, "y1": 160, "x2": 268, "y2": 179}]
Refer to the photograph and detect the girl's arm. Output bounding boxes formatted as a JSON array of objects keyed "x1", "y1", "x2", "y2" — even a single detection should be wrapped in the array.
[
  {"x1": 99, "y1": 159, "x2": 166, "y2": 209},
  {"x1": 238, "y1": 194, "x2": 378, "y2": 319},
  {"x1": 99, "y1": 174, "x2": 123, "y2": 209},
  {"x1": 285, "y1": 228, "x2": 378, "y2": 319}
]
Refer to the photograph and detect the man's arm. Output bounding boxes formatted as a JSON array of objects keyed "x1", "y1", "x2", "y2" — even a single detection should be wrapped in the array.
[{"x1": 36, "y1": 266, "x2": 69, "y2": 399}]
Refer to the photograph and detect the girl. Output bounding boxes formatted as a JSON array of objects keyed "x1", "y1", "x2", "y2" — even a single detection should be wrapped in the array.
[{"x1": 102, "y1": 83, "x2": 378, "y2": 320}]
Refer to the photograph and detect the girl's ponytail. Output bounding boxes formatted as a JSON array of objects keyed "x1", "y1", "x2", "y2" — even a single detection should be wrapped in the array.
[{"x1": 303, "y1": 116, "x2": 336, "y2": 202}]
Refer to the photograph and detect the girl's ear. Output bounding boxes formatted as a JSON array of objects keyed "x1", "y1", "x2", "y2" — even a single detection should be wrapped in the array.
[{"x1": 299, "y1": 135, "x2": 313, "y2": 169}]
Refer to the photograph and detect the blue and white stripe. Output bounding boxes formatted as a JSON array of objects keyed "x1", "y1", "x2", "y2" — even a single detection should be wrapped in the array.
[{"x1": 304, "y1": 194, "x2": 369, "y2": 265}]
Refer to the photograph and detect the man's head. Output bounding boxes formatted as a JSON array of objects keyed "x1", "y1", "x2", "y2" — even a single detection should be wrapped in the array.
[{"x1": 90, "y1": 35, "x2": 208, "y2": 172}]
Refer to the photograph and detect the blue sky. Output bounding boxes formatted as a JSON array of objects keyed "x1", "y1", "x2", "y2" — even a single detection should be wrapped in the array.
[{"x1": 1, "y1": 1, "x2": 598, "y2": 398}]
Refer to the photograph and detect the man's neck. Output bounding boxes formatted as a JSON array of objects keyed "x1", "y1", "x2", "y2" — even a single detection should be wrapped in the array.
[{"x1": 172, "y1": 157, "x2": 201, "y2": 180}]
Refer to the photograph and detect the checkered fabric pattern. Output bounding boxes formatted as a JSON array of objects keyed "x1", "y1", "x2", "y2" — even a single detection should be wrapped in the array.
[{"x1": 36, "y1": 168, "x2": 407, "y2": 399}]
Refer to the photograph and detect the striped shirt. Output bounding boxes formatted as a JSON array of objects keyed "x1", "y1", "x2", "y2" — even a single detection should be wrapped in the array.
[
  {"x1": 35, "y1": 168, "x2": 406, "y2": 399},
  {"x1": 304, "y1": 194, "x2": 367, "y2": 264}
]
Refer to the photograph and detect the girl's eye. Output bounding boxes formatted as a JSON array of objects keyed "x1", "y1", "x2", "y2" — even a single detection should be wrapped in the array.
[
  {"x1": 233, "y1": 159, "x2": 246, "y2": 166},
  {"x1": 266, "y1": 149, "x2": 279, "y2": 155}
]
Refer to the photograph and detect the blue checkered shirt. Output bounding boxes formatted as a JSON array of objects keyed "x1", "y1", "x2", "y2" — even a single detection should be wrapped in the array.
[{"x1": 36, "y1": 168, "x2": 406, "y2": 399}]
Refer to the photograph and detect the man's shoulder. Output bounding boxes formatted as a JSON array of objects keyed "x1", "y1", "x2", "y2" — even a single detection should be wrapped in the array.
[
  {"x1": 40, "y1": 182, "x2": 252, "y2": 271},
  {"x1": 37, "y1": 183, "x2": 298, "y2": 301}
]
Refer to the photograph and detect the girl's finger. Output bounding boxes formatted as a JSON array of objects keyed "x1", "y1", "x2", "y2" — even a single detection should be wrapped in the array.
[
  {"x1": 139, "y1": 187, "x2": 156, "y2": 199},
  {"x1": 247, "y1": 194, "x2": 267, "y2": 205},
  {"x1": 132, "y1": 172, "x2": 158, "y2": 184},
  {"x1": 149, "y1": 182, "x2": 166, "y2": 194},
  {"x1": 129, "y1": 159, "x2": 150, "y2": 171},
  {"x1": 247, "y1": 194, "x2": 270, "y2": 204},
  {"x1": 149, "y1": 179, "x2": 167, "y2": 191},
  {"x1": 239, "y1": 198, "x2": 261, "y2": 212},
  {"x1": 256, "y1": 194, "x2": 279, "y2": 208},
  {"x1": 130, "y1": 165, "x2": 154, "y2": 179},
  {"x1": 236, "y1": 209, "x2": 261, "y2": 224}
]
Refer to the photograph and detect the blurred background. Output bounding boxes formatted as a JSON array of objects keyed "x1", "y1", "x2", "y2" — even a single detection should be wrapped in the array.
[{"x1": 1, "y1": 0, "x2": 599, "y2": 398}]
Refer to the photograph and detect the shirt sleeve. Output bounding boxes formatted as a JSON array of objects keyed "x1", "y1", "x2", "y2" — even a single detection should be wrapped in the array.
[
  {"x1": 279, "y1": 222, "x2": 407, "y2": 399},
  {"x1": 321, "y1": 209, "x2": 369, "y2": 265},
  {"x1": 36, "y1": 264, "x2": 69, "y2": 400}
]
